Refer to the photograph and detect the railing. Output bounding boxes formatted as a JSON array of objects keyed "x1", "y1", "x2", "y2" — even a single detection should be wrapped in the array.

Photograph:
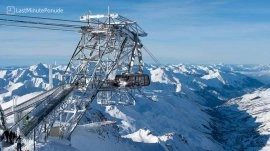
[
  {"x1": 3, "y1": 86, "x2": 62, "y2": 117},
  {"x1": 8, "y1": 84, "x2": 73, "y2": 136},
  {"x1": 0, "y1": 105, "x2": 7, "y2": 130},
  {"x1": 20, "y1": 85, "x2": 73, "y2": 136}
]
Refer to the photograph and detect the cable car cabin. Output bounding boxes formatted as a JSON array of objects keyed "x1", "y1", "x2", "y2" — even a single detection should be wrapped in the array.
[{"x1": 113, "y1": 74, "x2": 150, "y2": 88}]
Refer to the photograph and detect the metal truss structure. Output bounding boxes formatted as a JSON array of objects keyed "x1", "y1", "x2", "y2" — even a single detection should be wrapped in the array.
[
  {"x1": 59, "y1": 13, "x2": 149, "y2": 139},
  {"x1": 0, "y1": 12, "x2": 150, "y2": 145}
]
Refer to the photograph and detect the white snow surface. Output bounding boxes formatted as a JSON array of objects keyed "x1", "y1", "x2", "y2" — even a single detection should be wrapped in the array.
[
  {"x1": 201, "y1": 69, "x2": 226, "y2": 84},
  {"x1": 224, "y1": 88, "x2": 270, "y2": 150},
  {"x1": 150, "y1": 68, "x2": 173, "y2": 84},
  {"x1": 1, "y1": 92, "x2": 42, "y2": 110},
  {"x1": 0, "y1": 70, "x2": 6, "y2": 78},
  {"x1": 0, "y1": 63, "x2": 63, "y2": 102},
  {"x1": 1, "y1": 64, "x2": 270, "y2": 151}
]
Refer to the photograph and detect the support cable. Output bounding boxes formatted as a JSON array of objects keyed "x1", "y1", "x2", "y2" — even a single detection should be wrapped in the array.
[
  {"x1": 0, "y1": 13, "x2": 85, "y2": 23},
  {"x1": 142, "y1": 46, "x2": 161, "y2": 65},
  {"x1": 0, "y1": 23, "x2": 77, "y2": 32},
  {"x1": 0, "y1": 13, "x2": 103, "y2": 25},
  {"x1": 0, "y1": 18, "x2": 81, "y2": 28}
]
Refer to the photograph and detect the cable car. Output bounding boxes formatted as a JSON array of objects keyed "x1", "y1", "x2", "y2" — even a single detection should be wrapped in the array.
[{"x1": 113, "y1": 74, "x2": 150, "y2": 88}]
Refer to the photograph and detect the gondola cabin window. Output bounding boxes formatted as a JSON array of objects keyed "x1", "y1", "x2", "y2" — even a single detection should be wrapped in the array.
[{"x1": 114, "y1": 74, "x2": 150, "y2": 88}]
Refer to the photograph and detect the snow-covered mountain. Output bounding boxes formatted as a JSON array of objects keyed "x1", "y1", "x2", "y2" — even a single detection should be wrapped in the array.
[
  {"x1": 217, "y1": 88, "x2": 270, "y2": 150},
  {"x1": 1, "y1": 63, "x2": 270, "y2": 151},
  {"x1": 0, "y1": 63, "x2": 63, "y2": 102}
]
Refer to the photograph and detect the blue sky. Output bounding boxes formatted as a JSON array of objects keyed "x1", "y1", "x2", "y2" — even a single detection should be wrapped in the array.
[{"x1": 0, "y1": 0, "x2": 270, "y2": 66}]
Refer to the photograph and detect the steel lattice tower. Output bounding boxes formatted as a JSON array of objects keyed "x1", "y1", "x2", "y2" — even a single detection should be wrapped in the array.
[
  {"x1": 59, "y1": 13, "x2": 149, "y2": 139},
  {"x1": 3, "y1": 13, "x2": 150, "y2": 142}
]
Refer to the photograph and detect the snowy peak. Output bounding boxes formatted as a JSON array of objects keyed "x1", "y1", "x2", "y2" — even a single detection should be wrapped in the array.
[
  {"x1": 29, "y1": 63, "x2": 49, "y2": 76},
  {"x1": 149, "y1": 67, "x2": 182, "y2": 92},
  {"x1": 201, "y1": 69, "x2": 226, "y2": 84},
  {"x1": 146, "y1": 64, "x2": 264, "y2": 104},
  {"x1": 0, "y1": 63, "x2": 63, "y2": 101},
  {"x1": 123, "y1": 129, "x2": 160, "y2": 143},
  {"x1": 0, "y1": 70, "x2": 7, "y2": 79},
  {"x1": 150, "y1": 68, "x2": 172, "y2": 84}
]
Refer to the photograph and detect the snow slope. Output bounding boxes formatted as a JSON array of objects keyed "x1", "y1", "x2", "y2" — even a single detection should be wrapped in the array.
[
  {"x1": 217, "y1": 88, "x2": 270, "y2": 150},
  {"x1": 0, "y1": 64, "x2": 270, "y2": 151},
  {"x1": 0, "y1": 63, "x2": 63, "y2": 102}
]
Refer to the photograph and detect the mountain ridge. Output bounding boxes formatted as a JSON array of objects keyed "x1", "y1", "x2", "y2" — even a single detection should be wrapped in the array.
[{"x1": 1, "y1": 63, "x2": 270, "y2": 151}]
